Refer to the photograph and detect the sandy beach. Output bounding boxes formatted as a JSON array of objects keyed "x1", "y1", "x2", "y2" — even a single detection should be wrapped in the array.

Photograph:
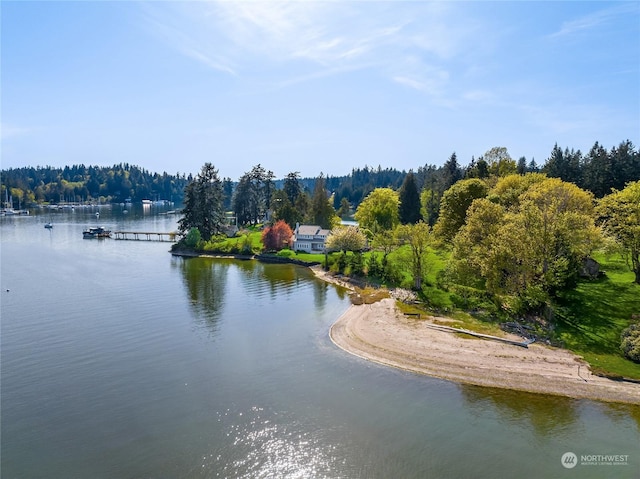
[
  {"x1": 329, "y1": 299, "x2": 640, "y2": 404},
  {"x1": 312, "y1": 267, "x2": 640, "y2": 405}
]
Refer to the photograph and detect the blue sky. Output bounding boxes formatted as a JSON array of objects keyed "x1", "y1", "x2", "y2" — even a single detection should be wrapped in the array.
[{"x1": 2, "y1": 1, "x2": 638, "y2": 180}]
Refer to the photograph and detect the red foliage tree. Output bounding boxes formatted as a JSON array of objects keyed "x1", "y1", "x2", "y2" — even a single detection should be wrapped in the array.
[{"x1": 261, "y1": 220, "x2": 294, "y2": 252}]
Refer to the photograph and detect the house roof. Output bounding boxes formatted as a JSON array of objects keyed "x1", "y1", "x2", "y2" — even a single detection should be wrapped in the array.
[{"x1": 296, "y1": 225, "x2": 330, "y2": 237}]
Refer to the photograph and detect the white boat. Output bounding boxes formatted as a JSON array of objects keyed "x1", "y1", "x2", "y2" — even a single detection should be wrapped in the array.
[
  {"x1": 141, "y1": 199, "x2": 152, "y2": 205},
  {"x1": 83, "y1": 226, "x2": 111, "y2": 239},
  {"x1": 1, "y1": 208, "x2": 29, "y2": 216}
]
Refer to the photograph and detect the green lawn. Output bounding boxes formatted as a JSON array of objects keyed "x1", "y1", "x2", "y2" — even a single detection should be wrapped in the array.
[{"x1": 554, "y1": 253, "x2": 640, "y2": 379}]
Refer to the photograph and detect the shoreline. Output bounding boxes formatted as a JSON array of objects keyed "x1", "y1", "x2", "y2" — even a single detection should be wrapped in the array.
[
  {"x1": 328, "y1": 298, "x2": 640, "y2": 405},
  {"x1": 173, "y1": 255, "x2": 640, "y2": 404}
]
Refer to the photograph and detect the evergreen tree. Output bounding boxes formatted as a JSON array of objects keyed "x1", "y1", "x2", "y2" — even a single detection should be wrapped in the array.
[
  {"x1": 283, "y1": 171, "x2": 302, "y2": 205},
  {"x1": 222, "y1": 177, "x2": 234, "y2": 211},
  {"x1": 516, "y1": 157, "x2": 527, "y2": 175},
  {"x1": 398, "y1": 171, "x2": 421, "y2": 224},
  {"x1": 466, "y1": 157, "x2": 489, "y2": 179},
  {"x1": 543, "y1": 144, "x2": 583, "y2": 185},
  {"x1": 582, "y1": 142, "x2": 612, "y2": 197},
  {"x1": 309, "y1": 174, "x2": 337, "y2": 229},
  {"x1": 178, "y1": 163, "x2": 225, "y2": 241},
  {"x1": 610, "y1": 140, "x2": 640, "y2": 192},
  {"x1": 232, "y1": 164, "x2": 272, "y2": 225},
  {"x1": 232, "y1": 175, "x2": 253, "y2": 225},
  {"x1": 442, "y1": 152, "x2": 462, "y2": 190}
]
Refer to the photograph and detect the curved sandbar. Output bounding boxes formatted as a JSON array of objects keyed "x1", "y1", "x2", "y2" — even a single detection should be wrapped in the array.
[{"x1": 329, "y1": 298, "x2": 640, "y2": 405}]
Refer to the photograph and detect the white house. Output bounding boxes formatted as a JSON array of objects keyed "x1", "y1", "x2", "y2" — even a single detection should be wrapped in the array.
[{"x1": 292, "y1": 223, "x2": 331, "y2": 252}]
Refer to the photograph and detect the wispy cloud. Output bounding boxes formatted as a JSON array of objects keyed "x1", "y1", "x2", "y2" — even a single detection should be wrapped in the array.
[
  {"x1": 138, "y1": 0, "x2": 474, "y2": 99},
  {"x1": 462, "y1": 90, "x2": 494, "y2": 103},
  {"x1": 393, "y1": 69, "x2": 449, "y2": 96},
  {"x1": 549, "y1": 2, "x2": 639, "y2": 38},
  {"x1": 1, "y1": 123, "x2": 31, "y2": 140},
  {"x1": 140, "y1": 4, "x2": 237, "y2": 75}
]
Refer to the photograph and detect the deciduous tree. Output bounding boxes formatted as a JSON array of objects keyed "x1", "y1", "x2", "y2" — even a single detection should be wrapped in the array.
[
  {"x1": 433, "y1": 178, "x2": 488, "y2": 243},
  {"x1": 337, "y1": 197, "x2": 351, "y2": 218},
  {"x1": 420, "y1": 188, "x2": 440, "y2": 227},
  {"x1": 261, "y1": 220, "x2": 293, "y2": 252},
  {"x1": 484, "y1": 146, "x2": 517, "y2": 177},
  {"x1": 450, "y1": 178, "x2": 600, "y2": 306},
  {"x1": 395, "y1": 221, "x2": 432, "y2": 290},
  {"x1": 354, "y1": 187, "x2": 400, "y2": 232},
  {"x1": 597, "y1": 181, "x2": 640, "y2": 284},
  {"x1": 325, "y1": 225, "x2": 367, "y2": 253}
]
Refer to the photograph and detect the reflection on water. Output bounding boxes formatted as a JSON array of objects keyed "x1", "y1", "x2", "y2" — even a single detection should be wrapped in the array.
[
  {"x1": 597, "y1": 401, "x2": 640, "y2": 434},
  {"x1": 176, "y1": 257, "x2": 229, "y2": 332},
  {"x1": 460, "y1": 385, "x2": 580, "y2": 437}
]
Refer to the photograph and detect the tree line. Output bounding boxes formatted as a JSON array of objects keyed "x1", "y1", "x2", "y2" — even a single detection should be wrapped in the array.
[
  {"x1": 2, "y1": 140, "x2": 637, "y2": 213},
  {"x1": 0, "y1": 163, "x2": 192, "y2": 207},
  {"x1": 179, "y1": 140, "x2": 640, "y2": 298}
]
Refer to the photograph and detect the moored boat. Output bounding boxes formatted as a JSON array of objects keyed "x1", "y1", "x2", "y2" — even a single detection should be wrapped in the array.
[{"x1": 83, "y1": 226, "x2": 111, "y2": 239}]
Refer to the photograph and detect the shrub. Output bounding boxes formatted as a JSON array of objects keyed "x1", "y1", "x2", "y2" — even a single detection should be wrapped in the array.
[
  {"x1": 185, "y1": 227, "x2": 201, "y2": 248},
  {"x1": 620, "y1": 323, "x2": 640, "y2": 363},
  {"x1": 366, "y1": 253, "x2": 382, "y2": 278},
  {"x1": 240, "y1": 235, "x2": 253, "y2": 255},
  {"x1": 349, "y1": 252, "x2": 364, "y2": 276}
]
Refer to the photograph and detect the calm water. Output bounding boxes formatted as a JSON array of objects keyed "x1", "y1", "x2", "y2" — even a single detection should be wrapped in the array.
[{"x1": 2, "y1": 207, "x2": 639, "y2": 478}]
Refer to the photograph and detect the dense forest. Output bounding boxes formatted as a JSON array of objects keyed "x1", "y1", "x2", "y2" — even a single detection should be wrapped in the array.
[
  {"x1": 0, "y1": 163, "x2": 193, "y2": 207},
  {"x1": 1, "y1": 140, "x2": 638, "y2": 214}
]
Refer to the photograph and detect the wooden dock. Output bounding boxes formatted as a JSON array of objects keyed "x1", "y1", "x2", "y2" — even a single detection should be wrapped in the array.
[{"x1": 113, "y1": 231, "x2": 180, "y2": 242}]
